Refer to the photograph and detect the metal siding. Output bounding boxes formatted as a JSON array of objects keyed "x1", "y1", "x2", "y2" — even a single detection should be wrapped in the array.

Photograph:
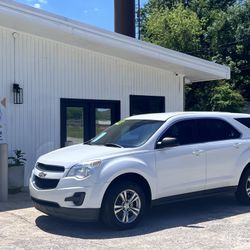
[{"x1": 0, "y1": 26, "x2": 183, "y2": 184}]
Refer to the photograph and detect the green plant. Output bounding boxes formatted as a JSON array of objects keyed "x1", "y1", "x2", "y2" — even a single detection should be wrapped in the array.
[{"x1": 8, "y1": 150, "x2": 26, "y2": 167}]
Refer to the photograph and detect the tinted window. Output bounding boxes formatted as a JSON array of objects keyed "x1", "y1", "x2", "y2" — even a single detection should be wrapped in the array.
[
  {"x1": 130, "y1": 95, "x2": 165, "y2": 116},
  {"x1": 159, "y1": 120, "x2": 197, "y2": 146},
  {"x1": 235, "y1": 118, "x2": 250, "y2": 129},
  {"x1": 197, "y1": 119, "x2": 241, "y2": 143}
]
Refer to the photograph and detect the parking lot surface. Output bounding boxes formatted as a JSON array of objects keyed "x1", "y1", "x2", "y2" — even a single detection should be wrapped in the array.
[{"x1": 0, "y1": 191, "x2": 250, "y2": 250}]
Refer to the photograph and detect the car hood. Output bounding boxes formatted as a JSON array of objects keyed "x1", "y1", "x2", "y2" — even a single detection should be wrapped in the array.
[{"x1": 37, "y1": 144, "x2": 136, "y2": 168}]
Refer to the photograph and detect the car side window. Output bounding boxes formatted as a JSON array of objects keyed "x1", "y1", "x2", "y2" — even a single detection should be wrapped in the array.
[
  {"x1": 159, "y1": 119, "x2": 197, "y2": 146},
  {"x1": 197, "y1": 118, "x2": 241, "y2": 143},
  {"x1": 235, "y1": 118, "x2": 250, "y2": 129}
]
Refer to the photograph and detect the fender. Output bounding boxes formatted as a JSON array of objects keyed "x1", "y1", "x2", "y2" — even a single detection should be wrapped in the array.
[{"x1": 98, "y1": 152, "x2": 157, "y2": 199}]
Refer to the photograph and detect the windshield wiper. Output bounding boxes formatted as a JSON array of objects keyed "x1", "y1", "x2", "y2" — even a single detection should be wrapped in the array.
[
  {"x1": 84, "y1": 141, "x2": 91, "y2": 145},
  {"x1": 104, "y1": 143, "x2": 123, "y2": 148}
]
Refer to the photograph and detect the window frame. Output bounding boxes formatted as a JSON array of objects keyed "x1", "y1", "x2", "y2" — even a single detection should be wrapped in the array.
[{"x1": 155, "y1": 117, "x2": 242, "y2": 149}]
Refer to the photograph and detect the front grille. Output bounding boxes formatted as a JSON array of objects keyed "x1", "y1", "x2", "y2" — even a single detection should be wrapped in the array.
[
  {"x1": 31, "y1": 197, "x2": 60, "y2": 208},
  {"x1": 34, "y1": 176, "x2": 59, "y2": 190},
  {"x1": 36, "y1": 163, "x2": 65, "y2": 173}
]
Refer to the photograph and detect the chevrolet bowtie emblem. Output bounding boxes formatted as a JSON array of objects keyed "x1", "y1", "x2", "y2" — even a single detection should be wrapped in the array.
[{"x1": 38, "y1": 172, "x2": 47, "y2": 178}]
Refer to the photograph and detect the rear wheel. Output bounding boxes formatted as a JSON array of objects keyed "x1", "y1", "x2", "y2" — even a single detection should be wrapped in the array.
[
  {"x1": 101, "y1": 181, "x2": 146, "y2": 230},
  {"x1": 235, "y1": 168, "x2": 250, "y2": 205}
]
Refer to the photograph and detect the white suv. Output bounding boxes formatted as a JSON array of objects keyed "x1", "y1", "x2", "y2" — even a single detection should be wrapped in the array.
[{"x1": 30, "y1": 112, "x2": 250, "y2": 229}]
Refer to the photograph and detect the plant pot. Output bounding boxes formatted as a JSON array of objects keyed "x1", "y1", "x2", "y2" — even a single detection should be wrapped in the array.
[{"x1": 8, "y1": 165, "x2": 24, "y2": 193}]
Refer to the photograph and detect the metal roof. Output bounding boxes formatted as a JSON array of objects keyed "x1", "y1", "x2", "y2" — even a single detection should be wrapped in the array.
[{"x1": 0, "y1": 0, "x2": 230, "y2": 83}]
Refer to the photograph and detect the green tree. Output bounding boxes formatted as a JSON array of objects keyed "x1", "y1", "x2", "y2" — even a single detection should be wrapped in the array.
[
  {"x1": 142, "y1": 4, "x2": 202, "y2": 53},
  {"x1": 141, "y1": 0, "x2": 248, "y2": 112},
  {"x1": 210, "y1": 82, "x2": 245, "y2": 112},
  {"x1": 211, "y1": 1, "x2": 250, "y2": 101}
]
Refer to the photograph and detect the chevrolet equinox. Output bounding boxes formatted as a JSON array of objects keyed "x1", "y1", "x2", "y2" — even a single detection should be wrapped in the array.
[{"x1": 30, "y1": 112, "x2": 250, "y2": 229}]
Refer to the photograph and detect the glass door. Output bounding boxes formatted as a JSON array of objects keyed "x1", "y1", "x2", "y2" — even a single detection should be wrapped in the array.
[
  {"x1": 66, "y1": 107, "x2": 84, "y2": 145},
  {"x1": 95, "y1": 108, "x2": 111, "y2": 134},
  {"x1": 61, "y1": 99, "x2": 120, "y2": 147}
]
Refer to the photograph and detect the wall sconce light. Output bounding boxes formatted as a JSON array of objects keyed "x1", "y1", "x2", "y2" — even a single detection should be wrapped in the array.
[{"x1": 13, "y1": 83, "x2": 23, "y2": 104}]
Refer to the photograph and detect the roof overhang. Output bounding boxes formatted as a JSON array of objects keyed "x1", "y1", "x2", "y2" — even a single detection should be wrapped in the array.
[{"x1": 0, "y1": 0, "x2": 230, "y2": 83}]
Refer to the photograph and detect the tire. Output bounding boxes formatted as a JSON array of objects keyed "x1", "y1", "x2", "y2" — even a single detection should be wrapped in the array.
[
  {"x1": 235, "y1": 168, "x2": 250, "y2": 205},
  {"x1": 101, "y1": 181, "x2": 146, "y2": 230}
]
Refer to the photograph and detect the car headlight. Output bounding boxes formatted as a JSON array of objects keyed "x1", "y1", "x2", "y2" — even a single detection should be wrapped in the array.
[{"x1": 67, "y1": 160, "x2": 101, "y2": 180}]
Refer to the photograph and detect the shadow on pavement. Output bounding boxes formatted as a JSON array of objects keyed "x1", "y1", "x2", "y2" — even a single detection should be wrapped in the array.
[
  {"x1": 35, "y1": 194, "x2": 250, "y2": 239},
  {"x1": 0, "y1": 190, "x2": 33, "y2": 212}
]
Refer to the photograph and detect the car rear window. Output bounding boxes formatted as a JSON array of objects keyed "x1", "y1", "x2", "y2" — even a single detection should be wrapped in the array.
[{"x1": 235, "y1": 118, "x2": 250, "y2": 129}]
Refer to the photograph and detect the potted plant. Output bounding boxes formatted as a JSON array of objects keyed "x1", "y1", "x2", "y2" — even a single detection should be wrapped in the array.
[{"x1": 8, "y1": 150, "x2": 26, "y2": 193}]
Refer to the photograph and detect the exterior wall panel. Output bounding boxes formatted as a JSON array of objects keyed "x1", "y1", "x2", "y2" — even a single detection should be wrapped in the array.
[{"x1": 0, "y1": 26, "x2": 183, "y2": 184}]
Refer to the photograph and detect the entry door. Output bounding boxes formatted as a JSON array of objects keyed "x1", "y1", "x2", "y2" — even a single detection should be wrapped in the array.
[
  {"x1": 60, "y1": 99, "x2": 120, "y2": 147},
  {"x1": 155, "y1": 119, "x2": 206, "y2": 198}
]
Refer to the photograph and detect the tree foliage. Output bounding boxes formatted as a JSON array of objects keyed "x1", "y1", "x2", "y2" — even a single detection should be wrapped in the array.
[
  {"x1": 141, "y1": 0, "x2": 250, "y2": 112},
  {"x1": 142, "y1": 4, "x2": 202, "y2": 52}
]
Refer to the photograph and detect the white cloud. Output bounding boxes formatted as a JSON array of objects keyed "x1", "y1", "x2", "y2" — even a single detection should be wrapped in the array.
[
  {"x1": 83, "y1": 10, "x2": 89, "y2": 14},
  {"x1": 33, "y1": 3, "x2": 41, "y2": 8},
  {"x1": 93, "y1": 7, "x2": 100, "y2": 12}
]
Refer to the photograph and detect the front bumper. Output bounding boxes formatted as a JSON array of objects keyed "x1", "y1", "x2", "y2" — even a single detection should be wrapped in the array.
[
  {"x1": 32, "y1": 196, "x2": 100, "y2": 222},
  {"x1": 29, "y1": 174, "x2": 109, "y2": 209}
]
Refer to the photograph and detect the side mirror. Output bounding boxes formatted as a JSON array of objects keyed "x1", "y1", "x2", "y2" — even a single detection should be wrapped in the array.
[{"x1": 156, "y1": 137, "x2": 179, "y2": 149}]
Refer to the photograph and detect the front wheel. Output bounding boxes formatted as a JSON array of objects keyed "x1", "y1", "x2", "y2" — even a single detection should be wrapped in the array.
[
  {"x1": 101, "y1": 181, "x2": 146, "y2": 230},
  {"x1": 235, "y1": 168, "x2": 250, "y2": 205}
]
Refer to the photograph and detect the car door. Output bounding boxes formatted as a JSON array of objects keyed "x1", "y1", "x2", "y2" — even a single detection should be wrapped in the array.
[
  {"x1": 196, "y1": 118, "x2": 243, "y2": 189},
  {"x1": 155, "y1": 119, "x2": 206, "y2": 198}
]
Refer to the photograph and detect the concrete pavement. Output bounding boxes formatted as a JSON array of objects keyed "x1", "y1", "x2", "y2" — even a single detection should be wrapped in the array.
[{"x1": 1, "y1": 191, "x2": 250, "y2": 249}]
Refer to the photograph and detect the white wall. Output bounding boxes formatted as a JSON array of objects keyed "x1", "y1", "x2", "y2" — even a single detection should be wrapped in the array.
[{"x1": 0, "y1": 26, "x2": 184, "y2": 184}]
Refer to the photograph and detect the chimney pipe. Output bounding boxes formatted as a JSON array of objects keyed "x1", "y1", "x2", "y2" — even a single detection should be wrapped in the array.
[{"x1": 114, "y1": 0, "x2": 135, "y2": 38}]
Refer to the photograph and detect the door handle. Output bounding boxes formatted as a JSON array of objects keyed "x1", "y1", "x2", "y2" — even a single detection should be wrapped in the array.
[
  {"x1": 192, "y1": 149, "x2": 204, "y2": 156},
  {"x1": 233, "y1": 142, "x2": 242, "y2": 149}
]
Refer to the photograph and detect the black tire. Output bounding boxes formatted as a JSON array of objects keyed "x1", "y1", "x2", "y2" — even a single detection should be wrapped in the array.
[
  {"x1": 101, "y1": 181, "x2": 146, "y2": 230},
  {"x1": 235, "y1": 168, "x2": 250, "y2": 205}
]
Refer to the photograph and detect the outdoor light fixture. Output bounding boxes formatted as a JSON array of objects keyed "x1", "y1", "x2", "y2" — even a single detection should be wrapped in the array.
[{"x1": 13, "y1": 83, "x2": 23, "y2": 104}]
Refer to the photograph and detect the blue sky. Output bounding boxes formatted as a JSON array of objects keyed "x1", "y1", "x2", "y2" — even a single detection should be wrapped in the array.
[{"x1": 15, "y1": 0, "x2": 148, "y2": 31}]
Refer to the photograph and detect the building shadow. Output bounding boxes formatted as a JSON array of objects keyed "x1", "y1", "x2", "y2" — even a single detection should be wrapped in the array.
[{"x1": 35, "y1": 194, "x2": 250, "y2": 239}]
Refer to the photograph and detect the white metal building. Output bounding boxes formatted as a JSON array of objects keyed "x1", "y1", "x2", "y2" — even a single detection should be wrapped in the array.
[{"x1": 0, "y1": 0, "x2": 230, "y2": 184}]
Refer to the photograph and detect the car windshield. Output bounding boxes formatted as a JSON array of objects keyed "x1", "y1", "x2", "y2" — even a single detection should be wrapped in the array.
[{"x1": 88, "y1": 119, "x2": 164, "y2": 148}]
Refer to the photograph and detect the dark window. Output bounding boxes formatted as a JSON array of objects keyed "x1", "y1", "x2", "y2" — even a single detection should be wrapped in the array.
[
  {"x1": 197, "y1": 118, "x2": 241, "y2": 143},
  {"x1": 159, "y1": 119, "x2": 197, "y2": 146},
  {"x1": 235, "y1": 118, "x2": 250, "y2": 129},
  {"x1": 130, "y1": 95, "x2": 165, "y2": 116}
]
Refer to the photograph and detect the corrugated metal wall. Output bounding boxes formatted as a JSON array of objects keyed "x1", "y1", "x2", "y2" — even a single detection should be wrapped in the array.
[{"x1": 0, "y1": 25, "x2": 184, "y2": 184}]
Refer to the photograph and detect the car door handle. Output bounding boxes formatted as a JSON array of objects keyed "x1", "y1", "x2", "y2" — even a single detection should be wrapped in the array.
[
  {"x1": 233, "y1": 142, "x2": 242, "y2": 149},
  {"x1": 192, "y1": 149, "x2": 204, "y2": 156}
]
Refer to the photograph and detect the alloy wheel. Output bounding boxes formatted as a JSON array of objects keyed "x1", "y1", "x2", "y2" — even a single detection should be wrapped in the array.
[
  {"x1": 246, "y1": 176, "x2": 250, "y2": 197},
  {"x1": 114, "y1": 189, "x2": 141, "y2": 224}
]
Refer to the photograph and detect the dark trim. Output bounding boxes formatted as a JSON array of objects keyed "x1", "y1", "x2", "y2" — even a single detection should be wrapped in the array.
[
  {"x1": 60, "y1": 98, "x2": 121, "y2": 147},
  {"x1": 32, "y1": 197, "x2": 100, "y2": 222},
  {"x1": 31, "y1": 197, "x2": 60, "y2": 208},
  {"x1": 129, "y1": 95, "x2": 165, "y2": 116},
  {"x1": 152, "y1": 186, "x2": 237, "y2": 207},
  {"x1": 36, "y1": 163, "x2": 65, "y2": 173}
]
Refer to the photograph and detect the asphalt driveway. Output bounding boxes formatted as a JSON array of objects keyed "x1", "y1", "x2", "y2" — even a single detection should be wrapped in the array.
[{"x1": 0, "y1": 191, "x2": 250, "y2": 249}]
